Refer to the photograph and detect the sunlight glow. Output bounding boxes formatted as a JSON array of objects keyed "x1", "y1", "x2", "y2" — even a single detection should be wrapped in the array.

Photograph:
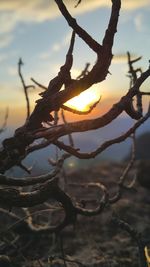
[
  {"x1": 64, "y1": 87, "x2": 101, "y2": 111},
  {"x1": 145, "y1": 246, "x2": 150, "y2": 267}
]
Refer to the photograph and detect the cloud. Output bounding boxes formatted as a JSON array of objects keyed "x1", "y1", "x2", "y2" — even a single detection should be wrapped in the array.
[
  {"x1": 7, "y1": 66, "x2": 17, "y2": 76},
  {"x1": 134, "y1": 14, "x2": 144, "y2": 32},
  {"x1": 39, "y1": 31, "x2": 72, "y2": 59},
  {"x1": 0, "y1": 53, "x2": 8, "y2": 63},
  {"x1": 112, "y1": 53, "x2": 138, "y2": 64},
  {"x1": 0, "y1": 50, "x2": 17, "y2": 63},
  {"x1": 112, "y1": 53, "x2": 128, "y2": 64},
  {"x1": 122, "y1": 0, "x2": 150, "y2": 10},
  {"x1": 0, "y1": 34, "x2": 13, "y2": 49},
  {"x1": 0, "y1": 0, "x2": 149, "y2": 36}
]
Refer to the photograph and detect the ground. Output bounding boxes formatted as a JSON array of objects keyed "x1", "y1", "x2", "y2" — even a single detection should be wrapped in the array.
[{"x1": 0, "y1": 161, "x2": 149, "y2": 267}]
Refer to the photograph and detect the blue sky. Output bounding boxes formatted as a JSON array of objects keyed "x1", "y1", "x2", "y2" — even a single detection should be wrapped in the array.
[{"x1": 0, "y1": 0, "x2": 150, "y2": 127}]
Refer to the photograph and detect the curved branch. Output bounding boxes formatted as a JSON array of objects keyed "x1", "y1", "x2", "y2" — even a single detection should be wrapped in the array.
[
  {"x1": 0, "y1": 177, "x2": 77, "y2": 233},
  {"x1": 102, "y1": 0, "x2": 121, "y2": 49},
  {"x1": 0, "y1": 167, "x2": 57, "y2": 187},
  {"x1": 75, "y1": 182, "x2": 108, "y2": 216},
  {"x1": 0, "y1": 154, "x2": 69, "y2": 186},
  {"x1": 53, "y1": 107, "x2": 150, "y2": 159},
  {"x1": 0, "y1": 177, "x2": 57, "y2": 208}
]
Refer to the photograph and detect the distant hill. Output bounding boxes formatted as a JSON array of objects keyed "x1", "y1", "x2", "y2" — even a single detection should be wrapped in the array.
[{"x1": 125, "y1": 132, "x2": 150, "y2": 160}]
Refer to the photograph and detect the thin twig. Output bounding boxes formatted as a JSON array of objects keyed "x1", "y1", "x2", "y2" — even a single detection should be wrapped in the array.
[
  {"x1": 31, "y1": 77, "x2": 47, "y2": 90},
  {"x1": 53, "y1": 108, "x2": 150, "y2": 159},
  {"x1": 74, "y1": 0, "x2": 82, "y2": 8},
  {"x1": 18, "y1": 58, "x2": 35, "y2": 120},
  {"x1": 111, "y1": 215, "x2": 147, "y2": 267},
  {"x1": 61, "y1": 109, "x2": 74, "y2": 147},
  {"x1": 0, "y1": 108, "x2": 9, "y2": 134}
]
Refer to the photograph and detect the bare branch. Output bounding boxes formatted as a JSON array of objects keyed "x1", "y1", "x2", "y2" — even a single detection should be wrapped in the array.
[
  {"x1": 53, "y1": 108, "x2": 150, "y2": 159},
  {"x1": 109, "y1": 133, "x2": 137, "y2": 204},
  {"x1": 75, "y1": 182, "x2": 108, "y2": 216},
  {"x1": 0, "y1": 154, "x2": 69, "y2": 186},
  {"x1": 74, "y1": 0, "x2": 82, "y2": 8},
  {"x1": 18, "y1": 58, "x2": 35, "y2": 120},
  {"x1": 0, "y1": 169, "x2": 56, "y2": 187},
  {"x1": 0, "y1": 63, "x2": 149, "y2": 173},
  {"x1": 0, "y1": 108, "x2": 8, "y2": 134},
  {"x1": 0, "y1": 1, "x2": 149, "y2": 177},
  {"x1": 119, "y1": 133, "x2": 136, "y2": 187},
  {"x1": 27, "y1": 31, "x2": 75, "y2": 128},
  {"x1": 55, "y1": 0, "x2": 101, "y2": 53},
  {"x1": 61, "y1": 109, "x2": 74, "y2": 147},
  {"x1": 125, "y1": 52, "x2": 143, "y2": 119},
  {"x1": 0, "y1": 207, "x2": 62, "y2": 236},
  {"x1": 76, "y1": 63, "x2": 90, "y2": 79},
  {"x1": 127, "y1": 52, "x2": 141, "y2": 85},
  {"x1": 0, "y1": 1, "x2": 150, "y2": 265},
  {"x1": 5, "y1": 0, "x2": 120, "y2": 134},
  {"x1": 102, "y1": 0, "x2": 121, "y2": 50},
  {"x1": 17, "y1": 162, "x2": 31, "y2": 174},
  {"x1": 31, "y1": 77, "x2": 47, "y2": 90},
  {"x1": 109, "y1": 132, "x2": 136, "y2": 204},
  {"x1": 111, "y1": 216, "x2": 147, "y2": 267},
  {"x1": 140, "y1": 91, "x2": 150, "y2": 96},
  {"x1": 32, "y1": 66, "x2": 150, "y2": 140},
  {"x1": 0, "y1": 177, "x2": 76, "y2": 233}
]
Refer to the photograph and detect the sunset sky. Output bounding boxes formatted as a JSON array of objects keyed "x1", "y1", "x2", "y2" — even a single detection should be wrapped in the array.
[{"x1": 0, "y1": 0, "x2": 150, "y2": 128}]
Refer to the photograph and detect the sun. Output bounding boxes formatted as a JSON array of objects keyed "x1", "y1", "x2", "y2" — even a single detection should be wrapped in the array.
[{"x1": 64, "y1": 87, "x2": 101, "y2": 112}]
